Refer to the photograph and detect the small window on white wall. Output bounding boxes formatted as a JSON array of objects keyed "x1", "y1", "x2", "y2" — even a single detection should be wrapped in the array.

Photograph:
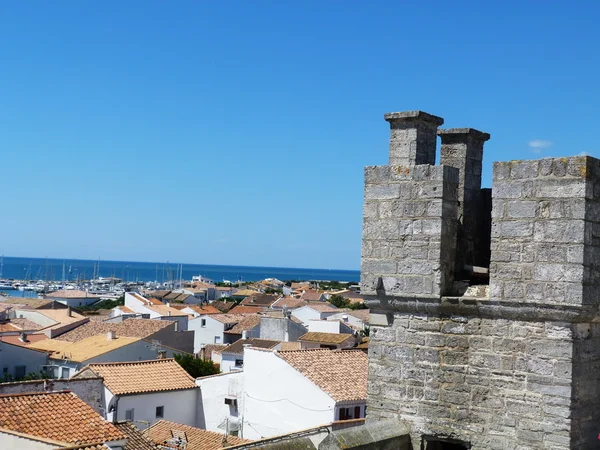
[
  {"x1": 125, "y1": 409, "x2": 135, "y2": 421},
  {"x1": 156, "y1": 406, "x2": 164, "y2": 418},
  {"x1": 215, "y1": 336, "x2": 221, "y2": 344},
  {"x1": 61, "y1": 368, "x2": 70, "y2": 379},
  {"x1": 201, "y1": 319, "x2": 206, "y2": 327}
]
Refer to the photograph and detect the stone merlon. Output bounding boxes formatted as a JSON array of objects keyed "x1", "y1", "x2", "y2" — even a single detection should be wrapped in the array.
[{"x1": 384, "y1": 110, "x2": 444, "y2": 167}]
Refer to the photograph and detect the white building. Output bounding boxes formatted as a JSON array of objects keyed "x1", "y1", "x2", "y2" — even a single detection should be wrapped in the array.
[
  {"x1": 73, "y1": 358, "x2": 200, "y2": 429},
  {"x1": 219, "y1": 338, "x2": 280, "y2": 373},
  {"x1": 44, "y1": 289, "x2": 102, "y2": 307},
  {"x1": 124, "y1": 292, "x2": 189, "y2": 331},
  {"x1": 189, "y1": 314, "x2": 244, "y2": 353},
  {"x1": 308, "y1": 319, "x2": 354, "y2": 335},
  {"x1": 326, "y1": 310, "x2": 370, "y2": 331},
  {"x1": 0, "y1": 337, "x2": 48, "y2": 380},
  {"x1": 242, "y1": 348, "x2": 367, "y2": 440},
  {"x1": 196, "y1": 371, "x2": 245, "y2": 435},
  {"x1": 291, "y1": 303, "x2": 339, "y2": 327}
]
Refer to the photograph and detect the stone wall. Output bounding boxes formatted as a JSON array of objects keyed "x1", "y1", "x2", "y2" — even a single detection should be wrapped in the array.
[{"x1": 367, "y1": 314, "x2": 576, "y2": 448}]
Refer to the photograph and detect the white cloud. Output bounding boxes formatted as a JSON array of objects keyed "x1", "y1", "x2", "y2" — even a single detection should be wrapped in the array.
[{"x1": 528, "y1": 139, "x2": 553, "y2": 153}]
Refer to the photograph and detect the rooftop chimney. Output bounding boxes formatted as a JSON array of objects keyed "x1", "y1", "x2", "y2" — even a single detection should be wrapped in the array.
[
  {"x1": 384, "y1": 111, "x2": 444, "y2": 167},
  {"x1": 107, "y1": 330, "x2": 116, "y2": 340},
  {"x1": 19, "y1": 332, "x2": 27, "y2": 343},
  {"x1": 67, "y1": 307, "x2": 72, "y2": 317}
]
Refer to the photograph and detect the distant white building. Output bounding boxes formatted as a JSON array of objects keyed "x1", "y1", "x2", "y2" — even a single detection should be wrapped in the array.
[
  {"x1": 44, "y1": 289, "x2": 102, "y2": 307},
  {"x1": 188, "y1": 314, "x2": 249, "y2": 353},
  {"x1": 291, "y1": 303, "x2": 339, "y2": 327},
  {"x1": 124, "y1": 292, "x2": 189, "y2": 331},
  {"x1": 0, "y1": 337, "x2": 48, "y2": 380},
  {"x1": 219, "y1": 339, "x2": 280, "y2": 373}
]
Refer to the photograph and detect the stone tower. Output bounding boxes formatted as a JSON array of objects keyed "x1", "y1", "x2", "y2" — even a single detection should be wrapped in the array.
[{"x1": 363, "y1": 111, "x2": 600, "y2": 449}]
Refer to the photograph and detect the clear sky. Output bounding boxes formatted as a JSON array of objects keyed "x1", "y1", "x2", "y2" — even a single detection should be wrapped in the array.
[{"x1": 1, "y1": 1, "x2": 598, "y2": 270}]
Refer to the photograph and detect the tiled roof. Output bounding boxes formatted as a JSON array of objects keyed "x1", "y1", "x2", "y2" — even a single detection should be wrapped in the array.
[
  {"x1": 223, "y1": 314, "x2": 261, "y2": 334},
  {"x1": 221, "y1": 338, "x2": 279, "y2": 355},
  {"x1": 59, "y1": 444, "x2": 110, "y2": 450},
  {"x1": 240, "y1": 294, "x2": 278, "y2": 307},
  {"x1": 56, "y1": 318, "x2": 173, "y2": 342},
  {"x1": 80, "y1": 359, "x2": 197, "y2": 395},
  {"x1": 215, "y1": 287, "x2": 233, "y2": 291},
  {"x1": 148, "y1": 305, "x2": 189, "y2": 317},
  {"x1": 291, "y1": 282, "x2": 311, "y2": 290},
  {"x1": 129, "y1": 293, "x2": 163, "y2": 306},
  {"x1": 0, "y1": 297, "x2": 59, "y2": 309},
  {"x1": 279, "y1": 342, "x2": 302, "y2": 351},
  {"x1": 273, "y1": 297, "x2": 308, "y2": 309},
  {"x1": 117, "y1": 305, "x2": 134, "y2": 313},
  {"x1": 346, "y1": 309, "x2": 370, "y2": 322},
  {"x1": 232, "y1": 289, "x2": 258, "y2": 297},
  {"x1": 114, "y1": 421, "x2": 159, "y2": 450},
  {"x1": 305, "y1": 303, "x2": 338, "y2": 313},
  {"x1": 300, "y1": 290, "x2": 325, "y2": 301},
  {"x1": 29, "y1": 335, "x2": 140, "y2": 362},
  {"x1": 228, "y1": 305, "x2": 266, "y2": 314},
  {"x1": 298, "y1": 332, "x2": 353, "y2": 345},
  {"x1": 210, "y1": 314, "x2": 245, "y2": 325},
  {"x1": 202, "y1": 344, "x2": 227, "y2": 360},
  {"x1": 33, "y1": 308, "x2": 89, "y2": 328},
  {"x1": 46, "y1": 290, "x2": 101, "y2": 299},
  {"x1": 0, "y1": 333, "x2": 47, "y2": 347},
  {"x1": 144, "y1": 420, "x2": 249, "y2": 450},
  {"x1": 278, "y1": 349, "x2": 368, "y2": 402},
  {"x1": 0, "y1": 391, "x2": 124, "y2": 445},
  {"x1": 210, "y1": 301, "x2": 234, "y2": 312},
  {"x1": 184, "y1": 305, "x2": 222, "y2": 315}
]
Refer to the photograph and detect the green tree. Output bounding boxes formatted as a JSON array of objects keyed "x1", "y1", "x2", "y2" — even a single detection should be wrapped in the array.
[{"x1": 174, "y1": 353, "x2": 220, "y2": 378}]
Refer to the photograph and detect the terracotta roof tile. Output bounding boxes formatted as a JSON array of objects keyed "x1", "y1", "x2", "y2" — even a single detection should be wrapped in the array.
[
  {"x1": 0, "y1": 391, "x2": 124, "y2": 445},
  {"x1": 29, "y1": 334, "x2": 141, "y2": 362},
  {"x1": 210, "y1": 301, "x2": 235, "y2": 312},
  {"x1": 305, "y1": 303, "x2": 338, "y2": 313},
  {"x1": 1, "y1": 297, "x2": 61, "y2": 309},
  {"x1": 298, "y1": 332, "x2": 353, "y2": 345},
  {"x1": 80, "y1": 359, "x2": 197, "y2": 395},
  {"x1": 279, "y1": 342, "x2": 302, "y2": 351},
  {"x1": 209, "y1": 314, "x2": 245, "y2": 325},
  {"x1": 114, "y1": 421, "x2": 159, "y2": 449},
  {"x1": 184, "y1": 305, "x2": 222, "y2": 315},
  {"x1": 300, "y1": 290, "x2": 325, "y2": 301},
  {"x1": 46, "y1": 290, "x2": 101, "y2": 299},
  {"x1": 56, "y1": 318, "x2": 173, "y2": 342},
  {"x1": 277, "y1": 349, "x2": 367, "y2": 402},
  {"x1": 144, "y1": 420, "x2": 249, "y2": 450},
  {"x1": 228, "y1": 305, "x2": 266, "y2": 314},
  {"x1": 221, "y1": 338, "x2": 279, "y2": 355},
  {"x1": 223, "y1": 315, "x2": 261, "y2": 334},
  {"x1": 239, "y1": 294, "x2": 278, "y2": 307},
  {"x1": 148, "y1": 305, "x2": 188, "y2": 317},
  {"x1": 0, "y1": 333, "x2": 47, "y2": 347},
  {"x1": 272, "y1": 297, "x2": 308, "y2": 309}
]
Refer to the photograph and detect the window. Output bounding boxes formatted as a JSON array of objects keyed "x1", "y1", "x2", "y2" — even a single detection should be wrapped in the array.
[
  {"x1": 215, "y1": 336, "x2": 221, "y2": 344},
  {"x1": 125, "y1": 409, "x2": 135, "y2": 421},
  {"x1": 234, "y1": 359, "x2": 244, "y2": 368},
  {"x1": 61, "y1": 368, "x2": 70, "y2": 379},
  {"x1": 156, "y1": 406, "x2": 164, "y2": 418},
  {"x1": 14, "y1": 366, "x2": 26, "y2": 379},
  {"x1": 201, "y1": 319, "x2": 206, "y2": 327},
  {"x1": 354, "y1": 406, "x2": 361, "y2": 418},
  {"x1": 339, "y1": 408, "x2": 350, "y2": 420}
]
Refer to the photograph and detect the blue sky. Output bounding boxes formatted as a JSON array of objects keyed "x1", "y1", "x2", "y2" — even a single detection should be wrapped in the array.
[{"x1": 1, "y1": 1, "x2": 598, "y2": 270}]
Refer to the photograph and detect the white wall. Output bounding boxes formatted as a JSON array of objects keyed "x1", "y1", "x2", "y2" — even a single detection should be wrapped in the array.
[
  {"x1": 53, "y1": 296, "x2": 99, "y2": 307},
  {"x1": 189, "y1": 315, "x2": 225, "y2": 353},
  {"x1": 196, "y1": 372, "x2": 244, "y2": 434},
  {"x1": 327, "y1": 313, "x2": 365, "y2": 330},
  {"x1": 220, "y1": 353, "x2": 244, "y2": 373},
  {"x1": 242, "y1": 348, "x2": 335, "y2": 440},
  {"x1": 0, "y1": 342, "x2": 48, "y2": 379},
  {"x1": 290, "y1": 306, "x2": 321, "y2": 327},
  {"x1": 308, "y1": 320, "x2": 345, "y2": 333},
  {"x1": 0, "y1": 432, "x2": 56, "y2": 449},
  {"x1": 112, "y1": 388, "x2": 200, "y2": 429}
]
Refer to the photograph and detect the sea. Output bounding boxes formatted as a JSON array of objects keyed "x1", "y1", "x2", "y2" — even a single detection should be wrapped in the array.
[{"x1": 0, "y1": 256, "x2": 360, "y2": 284}]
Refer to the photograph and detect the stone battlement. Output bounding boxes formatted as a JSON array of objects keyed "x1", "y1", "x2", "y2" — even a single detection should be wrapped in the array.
[{"x1": 362, "y1": 111, "x2": 600, "y2": 449}]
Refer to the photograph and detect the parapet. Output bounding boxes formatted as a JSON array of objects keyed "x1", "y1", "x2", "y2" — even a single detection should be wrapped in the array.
[
  {"x1": 385, "y1": 110, "x2": 444, "y2": 166},
  {"x1": 490, "y1": 156, "x2": 600, "y2": 313}
]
